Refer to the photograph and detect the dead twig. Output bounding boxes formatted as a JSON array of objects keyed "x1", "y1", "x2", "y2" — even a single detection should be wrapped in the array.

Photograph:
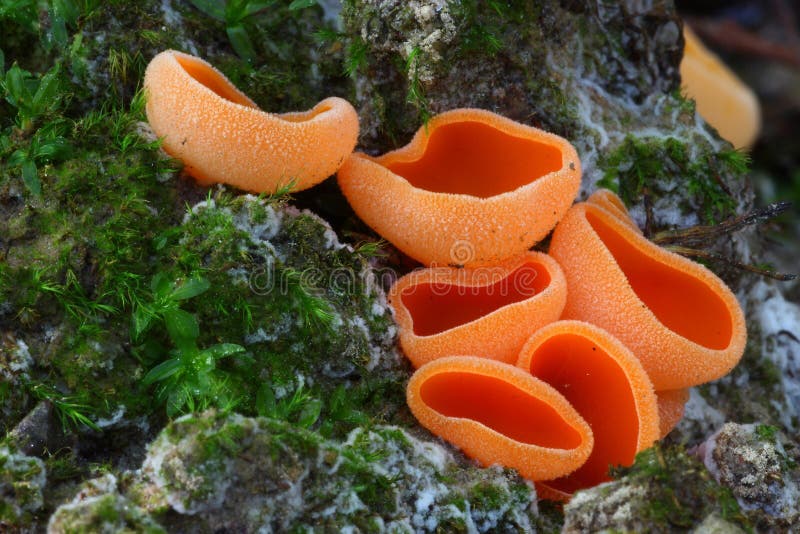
[
  {"x1": 653, "y1": 201, "x2": 796, "y2": 281},
  {"x1": 665, "y1": 245, "x2": 796, "y2": 281},
  {"x1": 653, "y1": 201, "x2": 792, "y2": 247}
]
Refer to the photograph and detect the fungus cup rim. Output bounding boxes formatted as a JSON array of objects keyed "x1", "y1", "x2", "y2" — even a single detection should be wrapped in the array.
[
  {"x1": 155, "y1": 49, "x2": 349, "y2": 128},
  {"x1": 577, "y1": 201, "x2": 746, "y2": 355},
  {"x1": 407, "y1": 356, "x2": 595, "y2": 481},
  {"x1": 351, "y1": 107, "x2": 581, "y2": 202},
  {"x1": 390, "y1": 251, "x2": 565, "y2": 340}
]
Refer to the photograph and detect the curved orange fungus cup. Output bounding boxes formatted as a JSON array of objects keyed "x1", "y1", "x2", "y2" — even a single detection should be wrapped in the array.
[
  {"x1": 549, "y1": 191, "x2": 747, "y2": 390},
  {"x1": 144, "y1": 50, "x2": 358, "y2": 193},
  {"x1": 516, "y1": 321, "x2": 660, "y2": 500},
  {"x1": 681, "y1": 26, "x2": 761, "y2": 149},
  {"x1": 407, "y1": 356, "x2": 593, "y2": 481},
  {"x1": 586, "y1": 188, "x2": 640, "y2": 232},
  {"x1": 337, "y1": 108, "x2": 581, "y2": 266},
  {"x1": 389, "y1": 251, "x2": 566, "y2": 368},
  {"x1": 655, "y1": 388, "x2": 690, "y2": 439}
]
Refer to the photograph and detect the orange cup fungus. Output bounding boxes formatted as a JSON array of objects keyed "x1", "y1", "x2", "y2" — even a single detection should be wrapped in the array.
[
  {"x1": 516, "y1": 321, "x2": 660, "y2": 499},
  {"x1": 144, "y1": 50, "x2": 359, "y2": 193},
  {"x1": 680, "y1": 26, "x2": 761, "y2": 149},
  {"x1": 389, "y1": 251, "x2": 566, "y2": 367},
  {"x1": 406, "y1": 356, "x2": 594, "y2": 481},
  {"x1": 337, "y1": 108, "x2": 581, "y2": 266},
  {"x1": 549, "y1": 190, "x2": 747, "y2": 391},
  {"x1": 586, "y1": 188, "x2": 640, "y2": 233},
  {"x1": 655, "y1": 388, "x2": 691, "y2": 439}
]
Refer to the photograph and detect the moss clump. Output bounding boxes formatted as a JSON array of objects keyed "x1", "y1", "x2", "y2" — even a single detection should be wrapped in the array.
[
  {"x1": 706, "y1": 423, "x2": 800, "y2": 531},
  {"x1": 621, "y1": 445, "x2": 747, "y2": 528},
  {"x1": 48, "y1": 492, "x2": 166, "y2": 534},
  {"x1": 342, "y1": 0, "x2": 580, "y2": 149},
  {"x1": 564, "y1": 444, "x2": 751, "y2": 532},
  {"x1": 0, "y1": 445, "x2": 46, "y2": 529},
  {"x1": 563, "y1": 444, "x2": 751, "y2": 532},
  {"x1": 598, "y1": 134, "x2": 747, "y2": 225},
  {"x1": 142, "y1": 194, "x2": 405, "y2": 429},
  {"x1": 128, "y1": 410, "x2": 537, "y2": 532}
]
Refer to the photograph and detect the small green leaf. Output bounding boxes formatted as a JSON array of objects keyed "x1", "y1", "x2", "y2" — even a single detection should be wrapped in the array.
[
  {"x1": 226, "y1": 24, "x2": 257, "y2": 64},
  {"x1": 150, "y1": 272, "x2": 172, "y2": 297},
  {"x1": 288, "y1": 0, "x2": 317, "y2": 10},
  {"x1": 166, "y1": 387, "x2": 190, "y2": 417},
  {"x1": 255, "y1": 383, "x2": 276, "y2": 417},
  {"x1": 188, "y1": 0, "x2": 226, "y2": 21},
  {"x1": 21, "y1": 159, "x2": 41, "y2": 196},
  {"x1": 7, "y1": 148, "x2": 28, "y2": 167},
  {"x1": 297, "y1": 398, "x2": 322, "y2": 428},
  {"x1": 201, "y1": 343, "x2": 245, "y2": 360},
  {"x1": 32, "y1": 136, "x2": 71, "y2": 162},
  {"x1": 244, "y1": 1, "x2": 273, "y2": 16},
  {"x1": 142, "y1": 358, "x2": 183, "y2": 385},
  {"x1": 46, "y1": 6, "x2": 69, "y2": 49},
  {"x1": 131, "y1": 305, "x2": 153, "y2": 339},
  {"x1": 3, "y1": 64, "x2": 31, "y2": 108},
  {"x1": 55, "y1": 0, "x2": 80, "y2": 26},
  {"x1": 31, "y1": 67, "x2": 61, "y2": 113},
  {"x1": 164, "y1": 308, "x2": 200, "y2": 344},
  {"x1": 170, "y1": 276, "x2": 211, "y2": 301}
]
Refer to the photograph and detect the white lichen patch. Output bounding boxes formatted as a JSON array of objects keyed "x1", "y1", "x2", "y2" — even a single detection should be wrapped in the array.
[
  {"x1": 48, "y1": 490, "x2": 166, "y2": 534},
  {"x1": 563, "y1": 479, "x2": 651, "y2": 533},
  {"x1": 0, "y1": 446, "x2": 46, "y2": 521},
  {"x1": 127, "y1": 412, "x2": 537, "y2": 532},
  {"x1": 698, "y1": 423, "x2": 800, "y2": 524},
  {"x1": 3, "y1": 339, "x2": 33, "y2": 379},
  {"x1": 358, "y1": 0, "x2": 457, "y2": 85},
  {"x1": 746, "y1": 280, "x2": 800, "y2": 428},
  {"x1": 547, "y1": 37, "x2": 723, "y2": 209},
  {"x1": 139, "y1": 412, "x2": 235, "y2": 515},
  {"x1": 93, "y1": 405, "x2": 127, "y2": 429}
]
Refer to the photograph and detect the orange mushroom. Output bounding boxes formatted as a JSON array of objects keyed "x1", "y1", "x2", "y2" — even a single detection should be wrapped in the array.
[
  {"x1": 389, "y1": 251, "x2": 566, "y2": 367},
  {"x1": 516, "y1": 321, "x2": 660, "y2": 499},
  {"x1": 586, "y1": 189, "x2": 640, "y2": 233},
  {"x1": 655, "y1": 388, "x2": 690, "y2": 438},
  {"x1": 337, "y1": 108, "x2": 581, "y2": 266},
  {"x1": 406, "y1": 356, "x2": 593, "y2": 481},
  {"x1": 680, "y1": 26, "x2": 761, "y2": 149},
  {"x1": 144, "y1": 50, "x2": 359, "y2": 193},
  {"x1": 548, "y1": 193, "x2": 747, "y2": 390}
]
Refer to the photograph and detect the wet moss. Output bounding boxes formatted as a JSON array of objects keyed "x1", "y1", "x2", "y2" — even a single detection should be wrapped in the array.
[
  {"x1": 597, "y1": 134, "x2": 744, "y2": 225},
  {"x1": 0, "y1": 445, "x2": 46, "y2": 529},
  {"x1": 612, "y1": 445, "x2": 750, "y2": 530}
]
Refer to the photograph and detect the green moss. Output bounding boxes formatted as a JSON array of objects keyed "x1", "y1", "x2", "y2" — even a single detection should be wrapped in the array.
[
  {"x1": 611, "y1": 444, "x2": 751, "y2": 530},
  {"x1": 135, "y1": 411, "x2": 537, "y2": 530},
  {"x1": 755, "y1": 424, "x2": 778, "y2": 442},
  {"x1": 0, "y1": 446, "x2": 45, "y2": 528},
  {"x1": 48, "y1": 492, "x2": 167, "y2": 534},
  {"x1": 598, "y1": 135, "x2": 744, "y2": 224}
]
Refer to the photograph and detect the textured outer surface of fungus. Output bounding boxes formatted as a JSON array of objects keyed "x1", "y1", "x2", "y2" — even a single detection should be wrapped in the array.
[
  {"x1": 549, "y1": 198, "x2": 747, "y2": 391},
  {"x1": 389, "y1": 251, "x2": 566, "y2": 367},
  {"x1": 337, "y1": 108, "x2": 580, "y2": 266},
  {"x1": 516, "y1": 321, "x2": 659, "y2": 499},
  {"x1": 144, "y1": 50, "x2": 359, "y2": 193},
  {"x1": 407, "y1": 356, "x2": 593, "y2": 481},
  {"x1": 655, "y1": 388, "x2": 690, "y2": 439},
  {"x1": 586, "y1": 189, "x2": 640, "y2": 233},
  {"x1": 680, "y1": 27, "x2": 761, "y2": 149}
]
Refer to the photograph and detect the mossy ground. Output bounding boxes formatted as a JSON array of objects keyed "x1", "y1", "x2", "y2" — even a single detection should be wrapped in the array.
[
  {"x1": 0, "y1": 1, "x2": 407, "y2": 529},
  {"x1": 1, "y1": 1, "x2": 796, "y2": 531}
]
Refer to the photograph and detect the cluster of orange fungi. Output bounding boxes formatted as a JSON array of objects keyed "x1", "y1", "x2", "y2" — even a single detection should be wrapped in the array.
[{"x1": 143, "y1": 44, "x2": 750, "y2": 500}]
